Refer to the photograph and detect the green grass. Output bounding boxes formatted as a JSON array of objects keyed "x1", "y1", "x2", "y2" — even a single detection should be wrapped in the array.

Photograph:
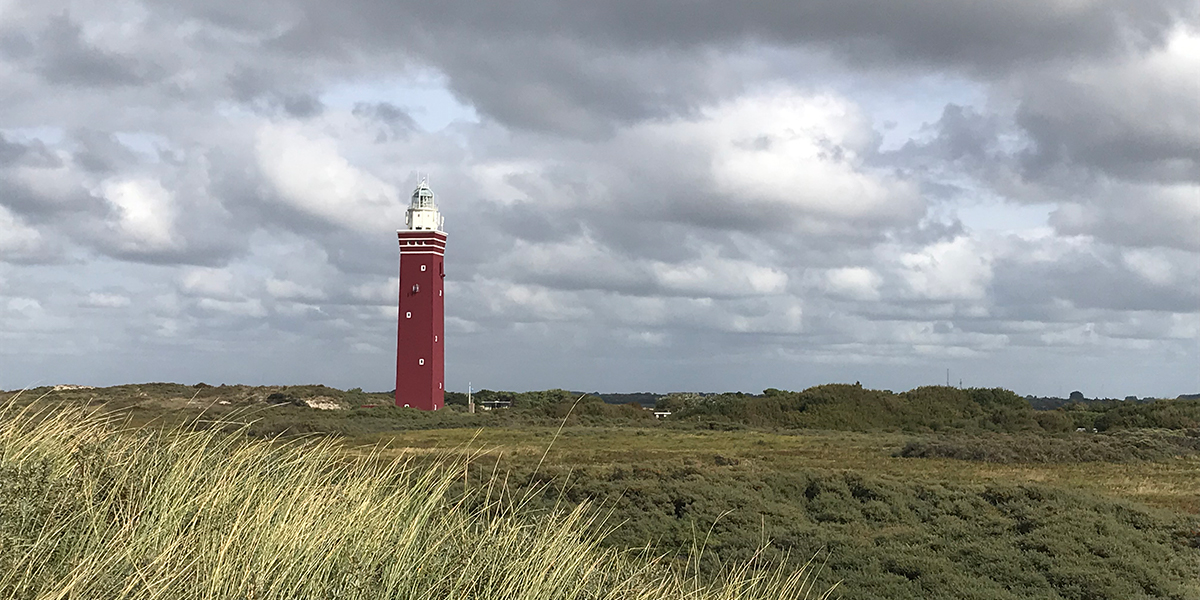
[{"x1": 0, "y1": 399, "x2": 832, "y2": 600}]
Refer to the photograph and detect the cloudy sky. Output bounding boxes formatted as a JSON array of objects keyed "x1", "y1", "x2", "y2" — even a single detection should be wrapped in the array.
[{"x1": 1, "y1": 0, "x2": 1197, "y2": 397}]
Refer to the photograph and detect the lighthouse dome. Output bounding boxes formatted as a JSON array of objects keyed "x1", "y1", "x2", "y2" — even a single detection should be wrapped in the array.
[
  {"x1": 405, "y1": 178, "x2": 444, "y2": 231},
  {"x1": 411, "y1": 181, "x2": 435, "y2": 208}
]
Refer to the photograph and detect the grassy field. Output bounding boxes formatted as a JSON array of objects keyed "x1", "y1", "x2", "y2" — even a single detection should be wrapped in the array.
[
  {"x1": 4, "y1": 384, "x2": 1200, "y2": 599},
  {"x1": 357, "y1": 426, "x2": 1200, "y2": 513},
  {"x1": 0, "y1": 399, "x2": 832, "y2": 600},
  {"x1": 364, "y1": 426, "x2": 1200, "y2": 599}
]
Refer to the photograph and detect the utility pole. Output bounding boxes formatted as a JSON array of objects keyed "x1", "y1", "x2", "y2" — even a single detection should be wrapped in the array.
[{"x1": 468, "y1": 383, "x2": 474, "y2": 414}]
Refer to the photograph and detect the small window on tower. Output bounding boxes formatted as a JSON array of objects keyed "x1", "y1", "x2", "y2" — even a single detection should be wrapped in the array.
[
  {"x1": 434, "y1": 335, "x2": 438, "y2": 342},
  {"x1": 421, "y1": 265, "x2": 427, "y2": 272},
  {"x1": 406, "y1": 312, "x2": 411, "y2": 318},
  {"x1": 418, "y1": 358, "x2": 425, "y2": 365}
]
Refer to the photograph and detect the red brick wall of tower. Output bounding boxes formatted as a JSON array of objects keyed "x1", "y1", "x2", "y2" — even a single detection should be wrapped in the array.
[{"x1": 395, "y1": 231, "x2": 446, "y2": 410}]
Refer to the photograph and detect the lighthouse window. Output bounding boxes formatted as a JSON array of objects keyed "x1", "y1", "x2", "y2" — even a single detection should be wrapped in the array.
[
  {"x1": 434, "y1": 335, "x2": 438, "y2": 342},
  {"x1": 421, "y1": 265, "x2": 426, "y2": 272},
  {"x1": 406, "y1": 312, "x2": 411, "y2": 318},
  {"x1": 418, "y1": 358, "x2": 425, "y2": 365},
  {"x1": 439, "y1": 290, "x2": 442, "y2": 297}
]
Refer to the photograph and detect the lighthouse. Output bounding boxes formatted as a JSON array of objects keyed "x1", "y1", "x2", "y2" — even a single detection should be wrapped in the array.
[{"x1": 395, "y1": 179, "x2": 446, "y2": 410}]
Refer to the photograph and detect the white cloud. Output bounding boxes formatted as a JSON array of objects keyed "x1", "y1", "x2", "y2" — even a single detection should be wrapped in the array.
[
  {"x1": 650, "y1": 256, "x2": 788, "y2": 297},
  {"x1": 265, "y1": 278, "x2": 326, "y2": 301},
  {"x1": 350, "y1": 277, "x2": 399, "y2": 305},
  {"x1": 100, "y1": 178, "x2": 179, "y2": 253},
  {"x1": 85, "y1": 292, "x2": 131, "y2": 308},
  {"x1": 0, "y1": 206, "x2": 45, "y2": 258},
  {"x1": 180, "y1": 268, "x2": 236, "y2": 299},
  {"x1": 196, "y1": 297, "x2": 267, "y2": 318},
  {"x1": 495, "y1": 237, "x2": 788, "y2": 298},
  {"x1": 1122, "y1": 249, "x2": 1175, "y2": 286},
  {"x1": 470, "y1": 160, "x2": 549, "y2": 205},
  {"x1": 627, "y1": 330, "x2": 668, "y2": 346},
  {"x1": 495, "y1": 282, "x2": 592, "y2": 322},
  {"x1": 897, "y1": 236, "x2": 993, "y2": 301},
  {"x1": 255, "y1": 123, "x2": 407, "y2": 233},
  {"x1": 0, "y1": 296, "x2": 69, "y2": 333},
  {"x1": 821, "y1": 267, "x2": 882, "y2": 301},
  {"x1": 1050, "y1": 183, "x2": 1200, "y2": 252},
  {"x1": 700, "y1": 91, "x2": 921, "y2": 223}
]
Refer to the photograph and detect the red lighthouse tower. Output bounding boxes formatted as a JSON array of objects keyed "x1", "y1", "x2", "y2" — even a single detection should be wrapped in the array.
[{"x1": 395, "y1": 179, "x2": 446, "y2": 410}]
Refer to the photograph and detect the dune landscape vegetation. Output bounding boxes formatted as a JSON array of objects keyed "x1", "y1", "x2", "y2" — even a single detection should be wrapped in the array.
[{"x1": 2, "y1": 383, "x2": 1198, "y2": 599}]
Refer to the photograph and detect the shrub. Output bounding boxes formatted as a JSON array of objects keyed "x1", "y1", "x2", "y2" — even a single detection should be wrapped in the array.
[
  {"x1": 668, "y1": 385, "x2": 1045, "y2": 433},
  {"x1": 896, "y1": 430, "x2": 1200, "y2": 463}
]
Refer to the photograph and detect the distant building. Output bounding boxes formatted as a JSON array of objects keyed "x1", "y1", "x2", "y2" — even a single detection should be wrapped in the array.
[
  {"x1": 395, "y1": 179, "x2": 447, "y2": 411},
  {"x1": 480, "y1": 398, "x2": 512, "y2": 411}
]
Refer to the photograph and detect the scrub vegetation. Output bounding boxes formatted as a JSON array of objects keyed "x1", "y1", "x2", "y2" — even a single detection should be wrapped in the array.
[{"x1": 3, "y1": 383, "x2": 1200, "y2": 599}]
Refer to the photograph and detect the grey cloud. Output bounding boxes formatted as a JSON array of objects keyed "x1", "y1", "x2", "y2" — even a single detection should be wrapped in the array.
[
  {"x1": 878, "y1": 97, "x2": 1199, "y2": 253},
  {"x1": 71, "y1": 130, "x2": 139, "y2": 174},
  {"x1": 0, "y1": 135, "x2": 254, "y2": 267},
  {"x1": 425, "y1": 41, "x2": 730, "y2": 136},
  {"x1": 886, "y1": 105, "x2": 1004, "y2": 166},
  {"x1": 147, "y1": 0, "x2": 1190, "y2": 135},
  {"x1": 0, "y1": 135, "x2": 61, "y2": 169},
  {"x1": 288, "y1": 0, "x2": 1190, "y2": 70},
  {"x1": 0, "y1": 137, "x2": 28, "y2": 166},
  {"x1": 990, "y1": 242, "x2": 1198, "y2": 314},
  {"x1": 34, "y1": 13, "x2": 159, "y2": 87},
  {"x1": 227, "y1": 68, "x2": 326, "y2": 118},
  {"x1": 352, "y1": 102, "x2": 418, "y2": 142},
  {"x1": 0, "y1": 28, "x2": 36, "y2": 60},
  {"x1": 1016, "y1": 69, "x2": 1200, "y2": 185},
  {"x1": 0, "y1": 174, "x2": 103, "y2": 224},
  {"x1": 1048, "y1": 185, "x2": 1200, "y2": 252},
  {"x1": 318, "y1": 232, "x2": 402, "y2": 276},
  {"x1": 281, "y1": 95, "x2": 325, "y2": 118}
]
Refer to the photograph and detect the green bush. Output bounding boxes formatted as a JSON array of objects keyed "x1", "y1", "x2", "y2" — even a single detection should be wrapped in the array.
[
  {"x1": 502, "y1": 462, "x2": 1200, "y2": 600},
  {"x1": 668, "y1": 386, "x2": 1045, "y2": 433},
  {"x1": 897, "y1": 430, "x2": 1200, "y2": 463},
  {"x1": 1095, "y1": 398, "x2": 1200, "y2": 431}
]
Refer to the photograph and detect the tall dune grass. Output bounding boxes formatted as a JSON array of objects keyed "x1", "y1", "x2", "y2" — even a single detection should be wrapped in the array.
[{"x1": 0, "y1": 399, "x2": 832, "y2": 600}]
